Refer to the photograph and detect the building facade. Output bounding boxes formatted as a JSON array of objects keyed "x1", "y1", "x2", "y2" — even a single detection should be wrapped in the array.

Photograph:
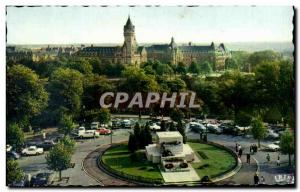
[{"x1": 75, "y1": 16, "x2": 231, "y2": 70}]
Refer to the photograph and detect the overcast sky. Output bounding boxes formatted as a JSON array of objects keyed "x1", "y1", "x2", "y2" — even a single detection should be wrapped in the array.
[{"x1": 6, "y1": 6, "x2": 294, "y2": 44}]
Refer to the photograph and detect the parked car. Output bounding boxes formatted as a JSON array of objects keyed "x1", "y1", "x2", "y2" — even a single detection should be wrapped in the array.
[
  {"x1": 7, "y1": 151, "x2": 20, "y2": 160},
  {"x1": 266, "y1": 143, "x2": 280, "y2": 151},
  {"x1": 266, "y1": 129, "x2": 280, "y2": 140},
  {"x1": 121, "y1": 119, "x2": 133, "y2": 129},
  {"x1": 207, "y1": 123, "x2": 222, "y2": 134},
  {"x1": 78, "y1": 130, "x2": 100, "y2": 139},
  {"x1": 31, "y1": 172, "x2": 51, "y2": 187},
  {"x1": 21, "y1": 146, "x2": 44, "y2": 156},
  {"x1": 37, "y1": 140, "x2": 56, "y2": 151},
  {"x1": 96, "y1": 128, "x2": 111, "y2": 135},
  {"x1": 189, "y1": 122, "x2": 206, "y2": 133},
  {"x1": 90, "y1": 122, "x2": 99, "y2": 130},
  {"x1": 219, "y1": 123, "x2": 238, "y2": 135},
  {"x1": 149, "y1": 123, "x2": 161, "y2": 131},
  {"x1": 112, "y1": 119, "x2": 122, "y2": 129}
]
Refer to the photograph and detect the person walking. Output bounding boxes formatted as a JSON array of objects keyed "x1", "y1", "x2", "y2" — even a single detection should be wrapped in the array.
[
  {"x1": 277, "y1": 155, "x2": 281, "y2": 166},
  {"x1": 266, "y1": 154, "x2": 270, "y2": 163},
  {"x1": 254, "y1": 173, "x2": 259, "y2": 185},
  {"x1": 247, "y1": 153, "x2": 251, "y2": 164},
  {"x1": 260, "y1": 176, "x2": 266, "y2": 184},
  {"x1": 238, "y1": 148, "x2": 243, "y2": 158},
  {"x1": 235, "y1": 143, "x2": 239, "y2": 153}
]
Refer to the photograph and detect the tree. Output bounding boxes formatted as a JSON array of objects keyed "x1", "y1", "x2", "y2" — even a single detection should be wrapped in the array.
[
  {"x1": 169, "y1": 122, "x2": 177, "y2": 131},
  {"x1": 7, "y1": 123, "x2": 25, "y2": 152},
  {"x1": 58, "y1": 115, "x2": 75, "y2": 136},
  {"x1": 46, "y1": 143, "x2": 72, "y2": 181},
  {"x1": 248, "y1": 50, "x2": 281, "y2": 70},
  {"x1": 251, "y1": 117, "x2": 267, "y2": 148},
  {"x1": 200, "y1": 61, "x2": 212, "y2": 74},
  {"x1": 167, "y1": 78, "x2": 186, "y2": 92},
  {"x1": 144, "y1": 125, "x2": 152, "y2": 146},
  {"x1": 177, "y1": 121, "x2": 186, "y2": 144},
  {"x1": 225, "y1": 58, "x2": 238, "y2": 70},
  {"x1": 280, "y1": 131, "x2": 294, "y2": 166},
  {"x1": 7, "y1": 159, "x2": 24, "y2": 185},
  {"x1": 128, "y1": 133, "x2": 137, "y2": 153},
  {"x1": 176, "y1": 62, "x2": 187, "y2": 75},
  {"x1": 170, "y1": 108, "x2": 184, "y2": 123},
  {"x1": 66, "y1": 59, "x2": 93, "y2": 74},
  {"x1": 48, "y1": 68, "x2": 83, "y2": 121},
  {"x1": 59, "y1": 136, "x2": 76, "y2": 154},
  {"x1": 160, "y1": 120, "x2": 167, "y2": 131},
  {"x1": 7, "y1": 64, "x2": 49, "y2": 125},
  {"x1": 98, "y1": 108, "x2": 111, "y2": 124},
  {"x1": 189, "y1": 62, "x2": 200, "y2": 74},
  {"x1": 235, "y1": 111, "x2": 252, "y2": 127}
]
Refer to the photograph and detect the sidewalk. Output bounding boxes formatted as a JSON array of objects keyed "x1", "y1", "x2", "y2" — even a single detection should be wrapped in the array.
[{"x1": 217, "y1": 155, "x2": 258, "y2": 185}]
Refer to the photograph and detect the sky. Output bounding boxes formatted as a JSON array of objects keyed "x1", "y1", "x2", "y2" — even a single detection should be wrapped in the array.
[{"x1": 6, "y1": 6, "x2": 294, "y2": 45}]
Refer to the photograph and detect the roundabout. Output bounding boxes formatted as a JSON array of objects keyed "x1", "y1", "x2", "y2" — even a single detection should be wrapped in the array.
[{"x1": 83, "y1": 140, "x2": 240, "y2": 186}]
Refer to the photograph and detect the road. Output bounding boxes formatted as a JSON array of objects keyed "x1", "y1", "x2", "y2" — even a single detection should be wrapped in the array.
[
  {"x1": 18, "y1": 129, "x2": 132, "y2": 186},
  {"x1": 186, "y1": 129, "x2": 295, "y2": 185},
  {"x1": 18, "y1": 126, "x2": 294, "y2": 186}
]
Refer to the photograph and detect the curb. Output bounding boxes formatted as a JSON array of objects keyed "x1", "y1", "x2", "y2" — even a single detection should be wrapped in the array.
[
  {"x1": 211, "y1": 158, "x2": 242, "y2": 183},
  {"x1": 81, "y1": 154, "x2": 105, "y2": 186}
]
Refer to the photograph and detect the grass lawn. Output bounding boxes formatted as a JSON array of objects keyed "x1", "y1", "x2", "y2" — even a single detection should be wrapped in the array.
[
  {"x1": 102, "y1": 144, "x2": 163, "y2": 182},
  {"x1": 188, "y1": 142, "x2": 236, "y2": 179}
]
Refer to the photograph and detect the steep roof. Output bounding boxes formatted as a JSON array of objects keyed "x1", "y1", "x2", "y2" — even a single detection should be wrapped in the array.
[
  {"x1": 81, "y1": 46, "x2": 120, "y2": 57},
  {"x1": 179, "y1": 45, "x2": 214, "y2": 52}
]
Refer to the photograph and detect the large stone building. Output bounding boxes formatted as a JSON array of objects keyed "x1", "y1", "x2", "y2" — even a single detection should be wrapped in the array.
[
  {"x1": 75, "y1": 16, "x2": 231, "y2": 70},
  {"x1": 74, "y1": 16, "x2": 147, "y2": 67}
]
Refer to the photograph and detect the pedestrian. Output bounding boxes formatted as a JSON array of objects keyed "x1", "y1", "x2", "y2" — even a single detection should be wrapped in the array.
[
  {"x1": 238, "y1": 148, "x2": 243, "y2": 158},
  {"x1": 254, "y1": 173, "x2": 259, "y2": 185},
  {"x1": 235, "y1": 143, "x2": 238, "y2": 153},
  {"x1": 238, "y1": 144, "x2": 242, "y2": 151},
  {"x1": 266, "y1": 154, "x2": 270, "y2": 163},
  {"x1": 260, "y1": 176, "x2": 266, "y2": 184},
  {"x1": 247, "y1": 153, "x2": 251, "y2": 164},
  {"x1": 277, "y1": 155, "x2": 281, "y2": 166}
]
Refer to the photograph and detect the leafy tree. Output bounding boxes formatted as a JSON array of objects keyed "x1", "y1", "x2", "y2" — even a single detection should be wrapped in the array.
[
  {"x1": 160, "y1": 120, "x2": 167, "y2": 131},
  {"x1": 225, "y1": 58, "x2": 239, "y2": 70},
  {"x1": 128, "y1": 133, "x2": 137, "y2": 153},
  {"x1": 121, "y1": 67, "x2": 159, "y2": 93},
  {"x1": 189, "y1": 62, "x2": 200, "y2": 74},
  {"x1": 251, "y1": 117, "x2": 267, "y2": 148},
  {"x1": 200, "y1": 61, "x2": 213, "y2": 74},
  {"x1": 82, "y1": 74, "x2": 115, "y2": 110},
  {"x1": 46, "y1": 143, "x2": 72, "y2": 181},
  {"x1": 58, "y1": 115, "x2": 75, "y2": 136},
  {"x1": 48, "y1": 68, "x2": 83, "y2": 121},
  {"x1": 169, "y1": 122, "x2": 177, "y2": 131},
  {"x1": 167, "y1": 78, "x2": 186, "y2": 92},
  {"x1": 59, "y1": 136, "x2": 76, "y2": 154},
  {"x1": 170, "y1": 108, "x2": 184, "y2": 123},
  {"x1": 248, "y1": 50, "x2": 281, "y2": 70},
  {"x1": 7, "y1": 64, "x2": 49, "y2": 125},
  {"x1": 98, "y1": 108, "x2": 111, "y2": 124},
  {"x1": 280, "y1": 131, "x2": 294, "y2": 166},
  {"x1": 235, "y1": 111, "x2": 252, "y2": 127},
  {"x1": 144, "y1": 125, "x2": 152, "y2": 146},
  {"x1": 177, "y1": 121, "x2": 186, "y2": 144},
  {"x1": 7, "y1": 159, "x2": 24, "y2": 185},
  {"x1": 6, "y1": 123, "x2": 25, "y2": 152},
  {"x1": 176, "y1": 62, "x2": 187, "y2": 75},
  {"x1": 66, "y1": 59, "x2": 93, "y2": 74}
]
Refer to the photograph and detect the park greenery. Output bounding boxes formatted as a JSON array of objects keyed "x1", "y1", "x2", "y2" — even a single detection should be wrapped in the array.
[
  {"x1": 6, "y1": 159, "x2": 24, "y2": 185},
  {"x1": 6, "y1": 49, "x2": 295, "y2": 157},
  {"x1": 45, "y1": 136, "x2": 75, "y2": 181}
]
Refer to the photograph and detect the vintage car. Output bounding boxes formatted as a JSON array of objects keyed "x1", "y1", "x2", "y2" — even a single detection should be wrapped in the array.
[{"x1": 22, "y1": 146, "x2": 44, "y2": 156}]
